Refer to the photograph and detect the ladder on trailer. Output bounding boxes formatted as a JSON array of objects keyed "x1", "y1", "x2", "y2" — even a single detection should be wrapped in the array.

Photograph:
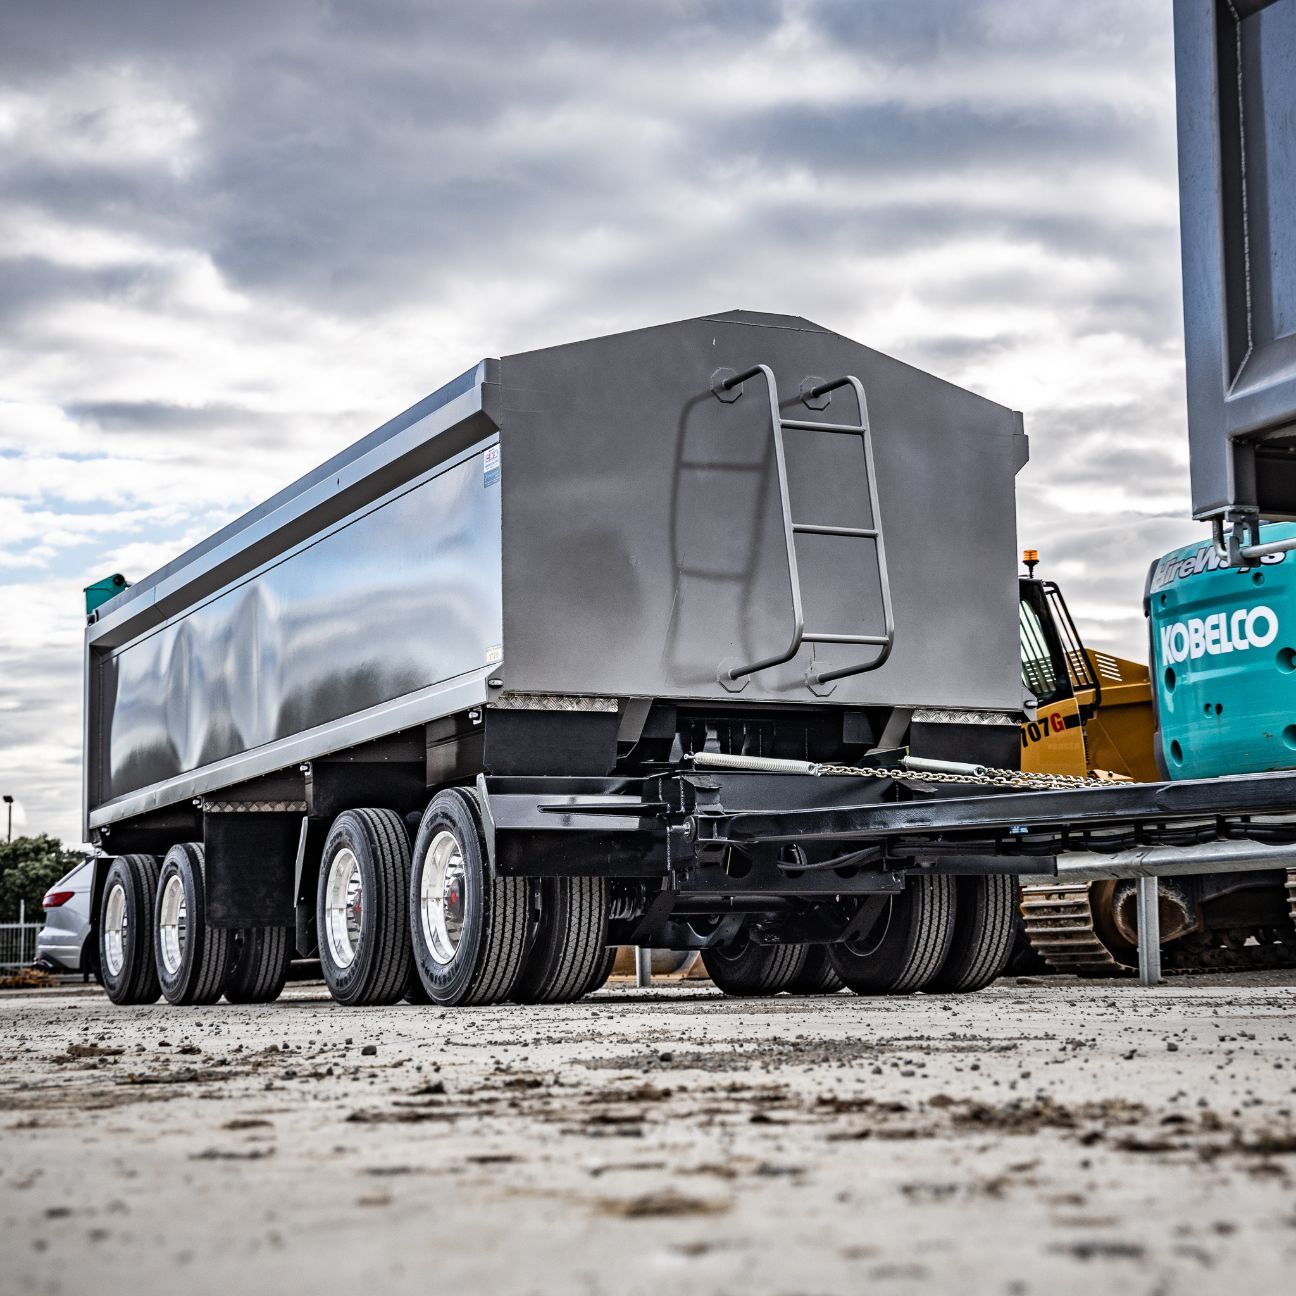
[{"x1": 711, "y1": 364, "x2": 895, "y2": 693}]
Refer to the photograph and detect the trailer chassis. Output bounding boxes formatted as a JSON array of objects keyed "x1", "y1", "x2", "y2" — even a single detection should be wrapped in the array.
[{"x1": 482, "y1": 766, "x2": 1296, "y2": 975}]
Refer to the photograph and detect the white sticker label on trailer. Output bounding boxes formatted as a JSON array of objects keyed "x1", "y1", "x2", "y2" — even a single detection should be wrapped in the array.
[{"x1": 483, "y1": 444, "x2": 500, "y2": 487}]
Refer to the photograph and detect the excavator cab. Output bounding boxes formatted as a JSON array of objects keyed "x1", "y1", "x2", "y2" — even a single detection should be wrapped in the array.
[
  {"x1": 1018, "y1": 553, "x2": 1159, "y2": 782},
  {"x1": 1018, "y1": 560, "x2": 1102, "y2": 777}
]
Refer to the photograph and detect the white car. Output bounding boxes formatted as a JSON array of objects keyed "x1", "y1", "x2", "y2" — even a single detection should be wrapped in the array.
[{"x1": 35, "y1": 858, "x2": 94, "y2": 975}]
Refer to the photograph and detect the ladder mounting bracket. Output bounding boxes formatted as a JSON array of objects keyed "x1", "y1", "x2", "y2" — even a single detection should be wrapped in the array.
[
  {"x1": 800, "y1": 376, "x2": 830, "y2": 411},
  {"x1": 710, "y1": 367, "x2": 743, "y2": 403}
]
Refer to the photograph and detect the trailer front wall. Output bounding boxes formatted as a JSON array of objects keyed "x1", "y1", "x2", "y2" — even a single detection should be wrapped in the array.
[
  {"x1": 92, "y1": 449, "x2": 501, "y2": 806},
  {"x1": 496, "y1": 313, "x2": 1027, "y2": 712}
]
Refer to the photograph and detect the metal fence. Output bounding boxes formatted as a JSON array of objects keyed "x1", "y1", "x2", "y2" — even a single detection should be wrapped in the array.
[{"x1": 0, "y1": 902, "x2": 39, "y2": 969}]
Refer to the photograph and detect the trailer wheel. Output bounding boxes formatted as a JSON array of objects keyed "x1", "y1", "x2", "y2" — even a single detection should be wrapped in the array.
[
  {"x1": 927, "y1": 876, "x2": 1017, "y2": 993},
  {"x1": 590, "y1": 944, "x2": 617, "y2": 993},
  {"x1": 785, "y1": 946, "x2": 844, "y2": 995},
  {"x1": 223, "y1": 926, "x2": 293, "y2": 1004},
  {"x1": 702, "y1": 931, "x2": 807, "y2": 997},
  {"x1": 409, "y1": 789, "x2": 529, "y2": 1006},
  {"x1": 513, "y1": 877, "x2": 610, "y2": 1004},
  {"x1": 99, "y1": 854, "x2": 162, "y2": 1006},
  {"x1": 317, "y1": 808, "x2": 412, "y2": 1006},
  {"x1": 829, "y1": 876, "x2": 955, "y2": 995},
  {"x1": 155, "y1": 843, "x2": 229, "y2": 1006}
]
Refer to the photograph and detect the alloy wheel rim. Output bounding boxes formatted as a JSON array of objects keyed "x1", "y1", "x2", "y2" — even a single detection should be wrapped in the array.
[
  {"x1": 158, "y1": 873, "x2": 188, "y2": 976},
  {"x1": 324, "y1": 847, "x2": 364, "y2": 969},
  {"x1": 103, "y1": 882, "x2": 127, "y2": 978},
  {"x1": 420, "y1": 830, "x2": 467, "y2": 966}
]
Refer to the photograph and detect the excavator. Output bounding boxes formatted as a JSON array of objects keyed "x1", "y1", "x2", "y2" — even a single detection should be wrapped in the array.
[{"x1": 1016, "y1": 543, "x2": 1296, "y2": 975}]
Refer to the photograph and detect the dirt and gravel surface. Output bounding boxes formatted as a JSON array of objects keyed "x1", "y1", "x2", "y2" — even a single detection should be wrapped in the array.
[{"x1": 2, "y1": 972, "x2": 1295, "y2": 1296}]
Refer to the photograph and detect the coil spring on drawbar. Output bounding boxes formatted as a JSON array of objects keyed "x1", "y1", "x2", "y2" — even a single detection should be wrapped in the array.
[{"x1": 607, "y1": 884, "x2": 646, "y2": 923}]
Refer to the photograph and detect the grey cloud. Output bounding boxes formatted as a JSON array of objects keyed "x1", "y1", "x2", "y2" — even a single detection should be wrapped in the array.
[
  {"x1": 63, "y1": 400, "x2": 276, "y2": 433},
  {"x1": 1, "y1": 0, "x2": 1180, "y2": 316}
]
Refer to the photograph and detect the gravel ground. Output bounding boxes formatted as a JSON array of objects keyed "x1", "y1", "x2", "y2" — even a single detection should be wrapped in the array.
[{"x1": 2, "y1": 973, "x2": 1295, "y2": 1296}]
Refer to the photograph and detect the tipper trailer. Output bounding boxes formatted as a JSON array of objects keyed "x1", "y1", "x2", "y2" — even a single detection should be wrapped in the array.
[
  {"x1": 83, "y1": 309, "x2": 1296, "y2": 1009},
  {"x1": 85, "y1": 308, "x2": 1040, "y2": 1006}
]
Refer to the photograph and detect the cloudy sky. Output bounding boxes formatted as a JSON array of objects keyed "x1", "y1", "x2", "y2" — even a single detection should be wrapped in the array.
[{"x1": 1, "y1": 0, "x2": 1202, "y2": 844}]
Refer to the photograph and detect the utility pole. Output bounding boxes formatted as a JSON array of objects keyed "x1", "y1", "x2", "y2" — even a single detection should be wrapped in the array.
[{"x1": 3, "y1": 795, "x2": 12, "y2": 844}]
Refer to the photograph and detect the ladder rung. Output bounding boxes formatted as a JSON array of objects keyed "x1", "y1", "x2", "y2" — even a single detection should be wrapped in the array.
[
  {"x1": 804, "y1": 632, "x2": 890, "y2": 646},
  {"x1": 780, "y1": 418, "x2": 865, "y2": 434},
  {"x1": 679, "y1": 460, "x2": 765, "y2": 472},
  {"x1": 792, "y1": 523, "x2": 878, "y2": 539}
]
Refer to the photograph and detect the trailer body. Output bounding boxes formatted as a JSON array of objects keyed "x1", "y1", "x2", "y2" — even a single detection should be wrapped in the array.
[{"x1": 84, "y1": 310, "x2": 1028, "y2": 849}]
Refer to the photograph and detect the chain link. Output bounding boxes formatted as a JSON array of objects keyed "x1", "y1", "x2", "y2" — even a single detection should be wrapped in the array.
[{"x1": 813, "y1": 761, "x2": 1132, "y2": 792}]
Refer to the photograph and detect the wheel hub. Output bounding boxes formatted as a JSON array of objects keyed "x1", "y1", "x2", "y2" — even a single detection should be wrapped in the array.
[
  {"x1": 103, "y1": 881, "x2": 128, "y2": 979},
  {"x1": 324, "y1": 847, "x2": 364, "y2": 970},
  {"x1": 420, "y1": 830, "x2": 467, "y2": 966},
  {"x1": 158, "y1": 873, "x2": 188, "y2": 976}
]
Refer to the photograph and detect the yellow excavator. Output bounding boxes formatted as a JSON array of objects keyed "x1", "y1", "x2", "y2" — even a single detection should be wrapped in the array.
[
  {"x1": 1015, "y1": 551, "x2": 1296, "y2": 975},
  {"x1": 1016, "y1": 549, "x2": 1158, "y2": 783}
]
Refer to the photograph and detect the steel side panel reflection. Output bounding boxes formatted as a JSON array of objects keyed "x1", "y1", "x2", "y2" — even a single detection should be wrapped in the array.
[{"x1": 97, "y1": 453, "x2": 501, "y2": 805}]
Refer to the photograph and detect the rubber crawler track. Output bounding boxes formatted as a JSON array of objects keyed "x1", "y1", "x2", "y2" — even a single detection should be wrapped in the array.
[{"x1": 1021, "y1": 873, "x2": 1296, "y2": 977}]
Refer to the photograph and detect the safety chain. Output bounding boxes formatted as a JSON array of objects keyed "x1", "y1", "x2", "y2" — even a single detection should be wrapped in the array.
[{"x1": 812, "y1": 762, "x2": 1133, "y2": 792}]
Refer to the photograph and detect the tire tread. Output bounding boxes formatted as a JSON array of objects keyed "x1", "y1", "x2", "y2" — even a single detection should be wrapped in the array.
[
  {"x1": 830, "y1": 876, "x2": 956, "y2": 996},
  {"x1": 785, "y1": 945, "x2": 844, "y2": 995},
  {"x1": 928, "y1": 875, "x2": 1016, "y2": 993},
  {"x1": 102, "y1": 854, "x2": 162, "y2": 1006},
  {"x1": 156, "y1": 843, "x2": 228, "y2": 1006},
  {"x1": 452, "y1": 789, "x2": 529, "y2": 1006},
  {"x1": 316, "y1": 808, "x2": 412, "y2": 1007},
  {"x1": 514, "y1": 876, "x2": 610, "y2": 1004},
  {"x1": 703, "y1": 936, "x2": 807, "y2": 997},
  {"x1": 224, "y1": 926, "x2": 292, "y2": 1003}
]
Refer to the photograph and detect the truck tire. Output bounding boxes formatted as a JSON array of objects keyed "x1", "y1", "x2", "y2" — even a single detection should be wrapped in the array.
[
  {"x1": 155, "y1": 843, "x2": 229, "y2": 1006},
  {"x1": 317, "y1": 808, "x2": 412, "y2": 1006},
  {"x1": 513, "y1": 877, "x2": 610, "y2": 1004},
  {"x1": 409, "y1": 788, "x2": 529, "y2": 1006},
  {"x1": 702, "y1": 931, "x2": 807, "y2": 997},
  {"x1": 785, "y1": 945, "x2": 844, "y2": 995},
  {"x1": 927, "y1": 875, "x2": 1017, "y2": 993},
  {"x1": 223, "y1": 926, "x2": 293, "y2": 1004},
  {"x1": 829, "y1": 876, "x2": 955, "y2": 995},
  {"x1": 99, "y1": 854, "x2": 162, "y2": 1006},
  {"x1": 590, "y1": 944, "x2": 617, "y2": 993}
]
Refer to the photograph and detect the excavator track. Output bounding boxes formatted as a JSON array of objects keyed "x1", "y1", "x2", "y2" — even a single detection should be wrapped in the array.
[
  {"x1": 1019, "y1": 884, "x2": 1133, "y2": 978},
  {"x1": 1021, "y1": 872, "x2": 1296, "y2": 977}
]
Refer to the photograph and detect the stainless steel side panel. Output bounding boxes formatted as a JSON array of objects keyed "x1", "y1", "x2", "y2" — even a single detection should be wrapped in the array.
[{"x1": 88, "y1": 447, "x2": 502, "y2": 821}]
